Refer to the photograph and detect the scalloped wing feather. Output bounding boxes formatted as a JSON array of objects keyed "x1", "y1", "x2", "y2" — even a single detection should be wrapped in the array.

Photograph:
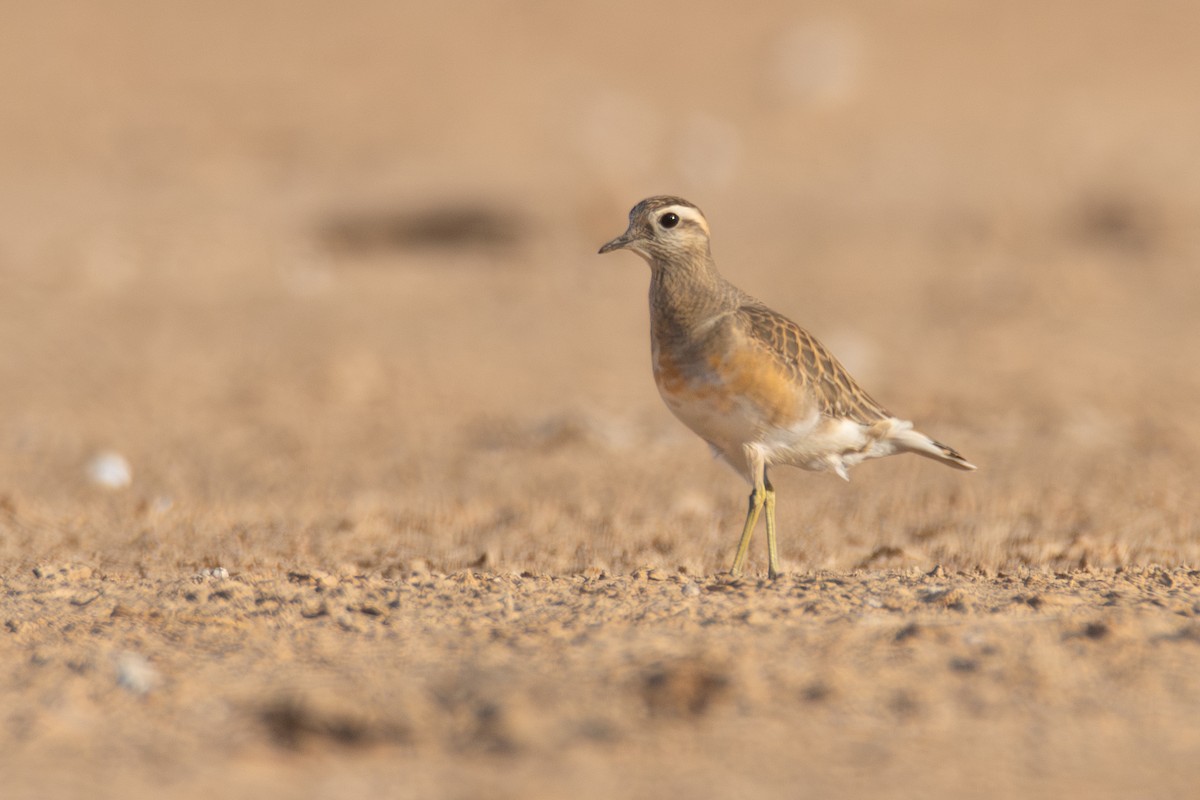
[{"x1": 735, "y1": 303, "x2": 892, "y2": 424}]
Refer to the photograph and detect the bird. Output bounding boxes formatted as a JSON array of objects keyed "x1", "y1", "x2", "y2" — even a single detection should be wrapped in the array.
[{"x1": 598, "y1": 196, "x2": 976, "y2": 579}]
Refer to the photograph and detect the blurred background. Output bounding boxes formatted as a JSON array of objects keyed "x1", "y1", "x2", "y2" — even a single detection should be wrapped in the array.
[{"x1": 1, "y1": 1, "x2": 1197, "y2": 574}]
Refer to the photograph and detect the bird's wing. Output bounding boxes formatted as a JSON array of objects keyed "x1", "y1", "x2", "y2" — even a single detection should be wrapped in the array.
[{"x1": 735, "y1": 302, "x2": 892, "y2": 423}]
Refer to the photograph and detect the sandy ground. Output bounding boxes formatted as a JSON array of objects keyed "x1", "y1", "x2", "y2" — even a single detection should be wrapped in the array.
[
  {"x1": 2, "y1": 2, "x2": 1200, "y2": 797},
  {"x1": 4, "y1": 567, "x2": 1200, "y2": 799}
]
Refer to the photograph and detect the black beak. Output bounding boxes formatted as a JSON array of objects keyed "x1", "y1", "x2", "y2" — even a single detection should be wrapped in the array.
[{"x1": 598, "y1": 233, "x2": 632, "y2": 254}]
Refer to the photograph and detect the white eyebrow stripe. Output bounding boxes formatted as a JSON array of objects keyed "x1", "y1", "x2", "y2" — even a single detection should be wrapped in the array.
[{"x1": 661, "y1": 205, "x2": 710, "y2": 236}]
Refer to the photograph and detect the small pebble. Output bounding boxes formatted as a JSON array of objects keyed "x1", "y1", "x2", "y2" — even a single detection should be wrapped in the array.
[
  {"x1": 87, "y1": 452, "x2": 132, "y2": 489},
  {"x1": 33, "y1": 564, "x2": 94, "y2": 581},
  {"x1": 114, "y1": 652, "x2": 159, "y2": 696},
  {"x1": 741, "y1": 610, "x2": 770, "y2": 626}
]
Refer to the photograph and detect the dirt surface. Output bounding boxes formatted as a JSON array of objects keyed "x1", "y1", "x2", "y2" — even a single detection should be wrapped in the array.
[
  {"x1": 3, "y1": 3, "x2": 1200, "y2": 798},
  {"x1": 4, "y1": 566, "x2": 1200, "y2": 799}
]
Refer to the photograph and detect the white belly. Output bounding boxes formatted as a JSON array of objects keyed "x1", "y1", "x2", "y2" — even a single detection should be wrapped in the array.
[
  {"x1": 658, "y1": 383, "x2": 762, "y2": 466},
  {"x1": 658, "y1": 375, "x2": 904, "y2": 482},
  {"x1": 652, "y1": 341, "x2": 907, "y2": 482}
]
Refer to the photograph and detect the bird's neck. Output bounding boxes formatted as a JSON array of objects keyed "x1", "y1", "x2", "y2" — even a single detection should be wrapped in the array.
[{"x1": 648, "y1": 254, "x2": 734, "y2": 341}]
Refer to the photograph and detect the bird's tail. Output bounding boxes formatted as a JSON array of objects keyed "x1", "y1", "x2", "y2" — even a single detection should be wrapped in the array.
[{"x1": 891, "y1": 427, "x2": 977, "y2": 471}]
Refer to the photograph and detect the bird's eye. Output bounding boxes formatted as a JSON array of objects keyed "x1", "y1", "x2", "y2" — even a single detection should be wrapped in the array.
[{"x1": 659, "y1": 212, "x2": 679, "y2": 229}]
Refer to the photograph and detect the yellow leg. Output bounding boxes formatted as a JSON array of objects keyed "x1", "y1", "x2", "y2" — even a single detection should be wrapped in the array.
[
  {"x1": 730, "y1": 449, "x2": 767, "y2": 577},
  {"x1": 730, "y1": 487, "x2": 764, "y2": 577},
  {"x1": 764, "y1": 473, "x2": 780, "y2": 579}
]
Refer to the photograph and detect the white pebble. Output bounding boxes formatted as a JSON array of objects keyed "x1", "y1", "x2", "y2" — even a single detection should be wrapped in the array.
[
  {"x1": 114, "y1": 651, "x2": 159, "y2": 696},
  {"x1": 86, "y1": 452, "x2": 132, "y2": 489}
]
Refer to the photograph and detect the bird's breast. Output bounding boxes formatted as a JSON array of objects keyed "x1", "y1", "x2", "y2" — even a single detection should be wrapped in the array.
[{"x1": 651, "y1": 333, "x2": 809, "y2": 456}]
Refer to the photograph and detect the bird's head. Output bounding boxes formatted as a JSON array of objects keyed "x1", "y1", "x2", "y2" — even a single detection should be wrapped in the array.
[{"x1": 598, "y1": 196, "x2": 712, "y2": 266}]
